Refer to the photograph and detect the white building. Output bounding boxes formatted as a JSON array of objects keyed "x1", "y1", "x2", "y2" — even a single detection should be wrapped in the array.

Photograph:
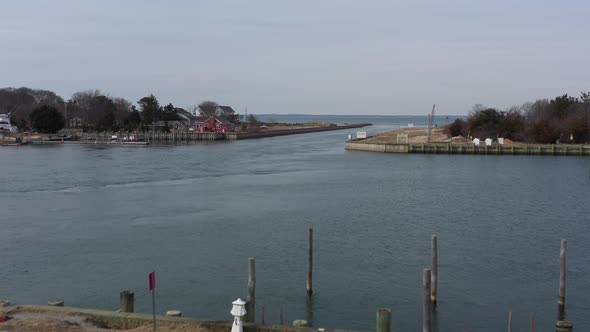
[
  {"x1": 195, "y1": 105, "x2": 236, "y2": 117},
  {"x1": 0, "y1": 114, "x2": 17, "y2": 132}
]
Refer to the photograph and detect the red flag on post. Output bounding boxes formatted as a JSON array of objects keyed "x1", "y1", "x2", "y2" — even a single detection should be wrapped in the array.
[{"x1": 149, "y1": 271, "x2": 156, "y2": 291}]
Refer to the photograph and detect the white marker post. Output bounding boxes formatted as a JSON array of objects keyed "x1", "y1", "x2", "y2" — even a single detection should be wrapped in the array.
[
  {"x1": 149, "y1": 271, "x2": 156, "y2": 331},
  {"x1": 231, "y1": 298, "x2": 247, "y2": 332}
]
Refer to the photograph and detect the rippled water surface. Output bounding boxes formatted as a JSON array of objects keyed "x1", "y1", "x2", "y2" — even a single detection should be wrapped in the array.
[{"x1": 1, "y1": 116, "x2": 589, "y2": 331}]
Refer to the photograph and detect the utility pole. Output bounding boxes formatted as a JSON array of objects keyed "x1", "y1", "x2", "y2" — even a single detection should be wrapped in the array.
[
  {"x1": 586, "y1": 100, "x2": 589, "y2": 144},
  {"x1": 64, "y1": 100, "x2": 68, "y2": 128},
  {"x1": 427, "y1": 104, "x2": 435, "y2": 143}
]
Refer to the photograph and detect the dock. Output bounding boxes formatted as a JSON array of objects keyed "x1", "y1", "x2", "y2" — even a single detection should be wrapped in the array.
[{"x1": 346, "y1": 141, "x2": 590, "y2": 156}]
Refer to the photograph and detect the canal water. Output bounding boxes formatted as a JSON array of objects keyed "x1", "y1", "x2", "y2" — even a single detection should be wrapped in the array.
[{"x1": 1, "y1": 115, "x2": 589, "y2": 331}]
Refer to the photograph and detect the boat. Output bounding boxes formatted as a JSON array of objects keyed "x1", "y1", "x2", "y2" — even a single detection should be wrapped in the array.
[{"x1": 0, "y1": 114, "x2": 18, "y2": 132}]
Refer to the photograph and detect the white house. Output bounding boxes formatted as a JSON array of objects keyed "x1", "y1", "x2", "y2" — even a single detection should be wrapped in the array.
[
  {"x1": 473, "y1": 138, "x2": 480, "y2": 146},
  {"x1": 195, "y1": 105, "x2": 236, "y2": 117},
  {"x1": 485, "y1": 138, "x2": 492, "y2": 146}
]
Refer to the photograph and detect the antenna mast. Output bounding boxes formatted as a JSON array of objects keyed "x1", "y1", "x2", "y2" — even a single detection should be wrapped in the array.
[{"x1": 427, "y1": 104, "x2": 435, "y2": 142}]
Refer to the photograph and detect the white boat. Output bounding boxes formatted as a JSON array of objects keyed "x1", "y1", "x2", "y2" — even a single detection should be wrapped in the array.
[{"x1": 0, "y1": 114, "x2": 17, "y2": 132}]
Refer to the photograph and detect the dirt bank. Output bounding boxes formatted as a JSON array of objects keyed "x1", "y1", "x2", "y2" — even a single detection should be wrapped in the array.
[{"x1": 0, "y1": 307, "x2": 207, "y2": 332}]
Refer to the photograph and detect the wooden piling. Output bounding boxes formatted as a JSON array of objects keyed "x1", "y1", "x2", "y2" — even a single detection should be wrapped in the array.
[
  {"x1": 376, "y1": 308, "x2": 391, "y2": 332},
  {"x1": 280, "y1": 305, "x2": 284, "y2": 325},
  {"x1": 558, "y1": 240, "x2": 566, "y2": 314},
  {"x1": 423, "y1": 268, "x2": 431, "y2": 332},
  {"x1": 246, "y1": 257, "x2": 256, "y2": 323},
  {"x1": 530, "y1": 312, "x2": 535, "y2": 332},
  {"x1": 307, "y1": 227, "x2": 313, "y2": 296},
  {"x1": 119, "y1": 290, "x2": 134, "y2": 313},
  {"x1": 508, "y1": 311, "x2": 512, "y2": 332},
  {"x1": 431, "y1": 235, "x2": 438, "y2": 305}
]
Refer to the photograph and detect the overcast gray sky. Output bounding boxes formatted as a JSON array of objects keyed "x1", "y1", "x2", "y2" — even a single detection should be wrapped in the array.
[{"x1": 1, "y1": 1, "x2": 589, "y2": 115}]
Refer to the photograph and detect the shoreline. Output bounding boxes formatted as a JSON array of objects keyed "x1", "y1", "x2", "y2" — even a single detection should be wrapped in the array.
[
  {"x1": 1, "y1": 123, "x2": 371, "y2": 146},
  {"x1": 346, "y1": 127, "x2": 590, "y2": 156},
  {"x1": 0, "y1": 304, "x2": 349, "y2": 332}
]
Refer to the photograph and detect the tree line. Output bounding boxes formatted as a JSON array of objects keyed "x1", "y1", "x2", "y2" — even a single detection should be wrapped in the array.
[
  {"x1": 0, "y1": 87, "x2": 239, "y2": 134},
  {"x1": 447, "y1": 92, "x2": 590, "y2": 144}
]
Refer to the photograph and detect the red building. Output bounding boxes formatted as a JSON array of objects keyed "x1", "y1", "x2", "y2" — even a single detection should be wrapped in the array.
[{"x1": 194, "y1": 116, "x2": 234, "y2": 133}]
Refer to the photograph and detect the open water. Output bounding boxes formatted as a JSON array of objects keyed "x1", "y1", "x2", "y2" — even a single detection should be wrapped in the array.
[{"x1": 1, "y1": 115, "x2": 589, "y2": 331}]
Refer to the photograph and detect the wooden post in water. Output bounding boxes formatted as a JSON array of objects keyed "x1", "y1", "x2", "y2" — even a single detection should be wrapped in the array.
[
  {"x1": 307, "y1": 227, "x2": 313, "y2": 296},
  {"x1": 376, "y1": 308, "x2": 391, "y2": 332},
  {"x1": 423, "y1": 268, "x2": 431, "y2": 332},
  {"x1": 530, "y1": 312, "x2": 535, "y2": 332},
  {"x1": 431, "y1": 235, "x2": 438, "y2": 306},
  {"x1": 558, "y1": 240, "x2": 566, "y2": 314},
  {"x1": 119, "y1": 290, "x2": 134, "y2": 313},
  {"x1": 279, "y1": 305, "x2": 284, "y2": 325},
  {"x1": 246, "y1": 257, "x2": 256, "y2": 323},
  {"x1": 508, "y1": 311, "x2": 512, "y2": 332}
]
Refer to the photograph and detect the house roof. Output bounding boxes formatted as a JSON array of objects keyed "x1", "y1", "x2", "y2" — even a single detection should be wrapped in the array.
[
  {"x1": 218, "y1": 106, "x2": 235, "y2": 114},
  {"x1": 175, "y1": 108, "x2": 197, "y2": 121}
]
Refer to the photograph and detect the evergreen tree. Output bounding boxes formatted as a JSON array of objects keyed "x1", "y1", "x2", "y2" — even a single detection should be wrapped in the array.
[
  {"x1": 30, "y1": 105, "x2": 64, "y2": 133},
  {"x1": 138, "y1": 94, "x2": 160, "y2": 125}
]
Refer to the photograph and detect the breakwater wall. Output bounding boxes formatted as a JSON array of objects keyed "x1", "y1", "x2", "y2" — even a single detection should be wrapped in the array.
[
  {"x1": 76, "y1": 124, "x2": 371, "y2": 143},
  {"x1": 346, "y1": 141, "x2": 590, "y2": 156},
  {"x1": 227, "y1": 123, "x2": 371, "y2": 140}
]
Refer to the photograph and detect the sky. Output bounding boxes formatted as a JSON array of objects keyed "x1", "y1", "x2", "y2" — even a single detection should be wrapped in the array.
[{"x1": 1, "y1": 0, "x2": 589, "y2": 115}]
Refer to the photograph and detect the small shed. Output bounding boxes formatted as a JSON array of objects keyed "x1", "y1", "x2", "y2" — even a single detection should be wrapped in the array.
[
  {"x1": 473, "y1": 138, "x2": 480, "y2": 146},
  {"x1": 485, "y1": 138, "x2": 492, "y2": 146}
]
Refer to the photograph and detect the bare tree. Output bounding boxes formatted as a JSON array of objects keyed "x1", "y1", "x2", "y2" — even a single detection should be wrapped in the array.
[
  {"x1": 112, "y1": 97, "x2": 132, "y2": 126},
  {"x1": 198, "y1": 100, "x2": 218, "y2": 118},
  {"x1": 71, "y1": 90, "x2": 103, "y2": 124},
  {"x1": 187, "y1": 105, "x2": 199, "y2": 116}
]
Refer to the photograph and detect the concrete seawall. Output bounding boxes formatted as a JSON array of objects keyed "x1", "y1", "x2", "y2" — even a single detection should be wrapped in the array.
[
  {"x1": 346, "y1": 142, "x2": 408, "y2": 153},
  {"x1": 346, "y1": 141, "x2": 590, "y2": 156}
]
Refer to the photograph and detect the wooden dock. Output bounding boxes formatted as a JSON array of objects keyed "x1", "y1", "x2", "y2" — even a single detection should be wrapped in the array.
[{"x1": 346, "y1": 141, "x2": 590, "y2": 156}]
